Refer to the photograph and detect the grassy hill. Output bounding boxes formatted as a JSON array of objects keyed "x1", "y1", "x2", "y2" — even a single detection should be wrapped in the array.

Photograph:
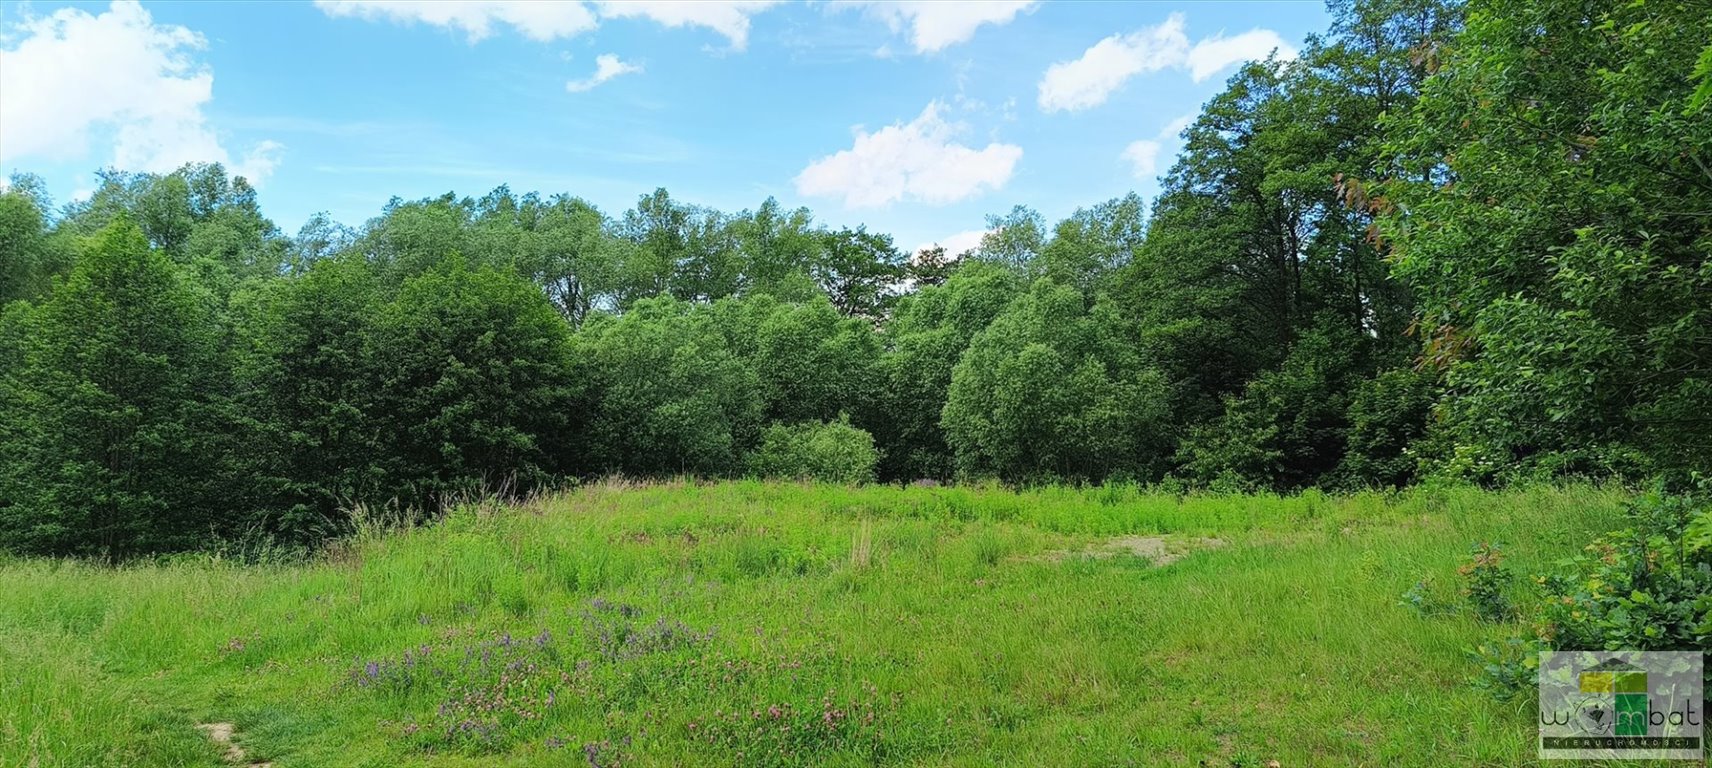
[{"x1": 1, "y1": 482, "x2": 1627, "y2": 766}]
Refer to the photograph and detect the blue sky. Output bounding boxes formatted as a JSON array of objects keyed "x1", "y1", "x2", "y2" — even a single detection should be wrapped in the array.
[{"x1": 0, "y1": 0, "x2": 1326, "y2": 253}]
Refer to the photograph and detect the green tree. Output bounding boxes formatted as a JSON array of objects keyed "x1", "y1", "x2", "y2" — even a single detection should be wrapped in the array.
[
  {"x1": 58, "y1": 164, "x2": 287, "y2": 291},
  {"x1": 742, "y1": 295, "x2": 880, "y2": 425},
  {"x1": 369, "y1": 257, "x2": 582, "y2": 507},
  {"x1": 233, "y1": 256, "x2": 388, "y2": 537},
  {"x1": 942, "y1": 279, "x2": 1171, "y2": 482},
  {"x1": 1177, "y1": 323, "x2": 1364, "y2": 491},
  {"x1": 578, "y1": 297, "x2": 763, "y2": 476},
  {"x1": 0, "y1": 220, "x2": 234, "y2": 555},
  {"x1": 813, "y1": 226, "x2": 904, "y2": 318},
  {"x1": 1381, "y1": 0, "x2": 1712, "y2": 481},
  {"x1": 1037, "y1": 193, "x2": 1145, "y2": 295},
  {"x1": 873, "y1": 261, "x2": 1022, "y2": 480},
  {"x1": 729, "y1": 198, "x2": 823, "y2": 301},
  {"x1": 0, "y1": 178, "x2": 67, "y2": 305}
]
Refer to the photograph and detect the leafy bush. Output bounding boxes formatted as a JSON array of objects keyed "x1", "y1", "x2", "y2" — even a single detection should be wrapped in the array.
[
  {"x1": 1478, "y1": 491, "x2": 1711, "y2": 694},
  {"x1": 1334, "y1": 367, "x2": 1435, "y2": 489},
  {"x1": 1458, "y1": 542, "x2": 1512, "y2": 622},
  {"x1": 747, "y1": 418, "x2": 878, "y2": 485},
  {"x1": 1530, "y1": 492, "x2": 1710, "y2": 652}
]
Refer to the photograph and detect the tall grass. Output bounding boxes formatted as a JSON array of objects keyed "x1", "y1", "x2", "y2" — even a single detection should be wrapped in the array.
[{"x1": 0, "y1": 482, "x2": 1632, "y2": 767}]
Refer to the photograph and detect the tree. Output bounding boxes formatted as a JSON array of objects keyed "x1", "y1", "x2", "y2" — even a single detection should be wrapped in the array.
[
  {"x1": 0, "y1": 220, "x2": 234, "y2": 555},
  {"x1": 908, "y1": 245, "x2": 955, "y2": 288},
  {"x1": 357, "y1": 193, "x2": 473, "y2": 283},
  {"x1": 813, "y1": 226, "x2": 904, "y2": 318},
  {"x1": 234, "y1": 256, "x2": 389, "y2": 537},
  {"x1": 470, "y1": 188, "x2": 623, "y2": 326},
  {"x1": 1177, "y1": 322, "x2": 1364, "y2": 491},
  {"x1": 369, "y1": 257, "x2": 583, "y2": 507},
  {"x1": 0, "y1": 180, "x2": 65, "y2": 305},
  {"x1": 872, "y1": 261, "x2": 1023, "y2": 480},
  {"x1": 972, "y1": 205, "x2": 1046, "y2": 274},
  {"x1": 1380, "y1": 0, "x2": 1712, "y2": 482},
  {"x1": 942, "y1": 279, "x2": 1172, "y2": 482},
  {"x1": 742, "y1": 296, "x2": 879, "y2": 425},
  {"x1": 1037, "y1": 193, "x2": 1145, "y2": 295},
  {"x1": 578, "y1": 297, "x2": 763, "y2": 476},
  {"x1": 57, "y1": 164, "x2": 287, "y2": 291},
  {"x1": 729, "y1": 198, "x2": 822, "y2": 300}
]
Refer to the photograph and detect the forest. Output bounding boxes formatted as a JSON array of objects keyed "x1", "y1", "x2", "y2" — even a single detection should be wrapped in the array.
[{"x1": 2, "y1": 0, "x2": 1710, "y2": 558}]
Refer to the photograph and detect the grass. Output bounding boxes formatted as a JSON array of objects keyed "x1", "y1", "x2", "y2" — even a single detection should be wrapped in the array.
[{"x1": 0, "y1": 480, "x2": 1637, "y2": 766}]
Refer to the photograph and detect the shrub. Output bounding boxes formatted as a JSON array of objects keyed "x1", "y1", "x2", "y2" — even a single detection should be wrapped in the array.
[
  {"x1": 747, "y1": 418, "x2": 878, "y2": 485},
  {"x1": 1458, "y1": 542, "x2": 1512, "y2": 622},
  {"x1": 1530, "y1": 492, "x2": 1710, "y2": 652},
  {"x1": 1334, "y1": 367, "x2": 1435, "y2": 489},
  {"x1": 1477, "y1": 490, "x2": 1711, "y2": 694}
]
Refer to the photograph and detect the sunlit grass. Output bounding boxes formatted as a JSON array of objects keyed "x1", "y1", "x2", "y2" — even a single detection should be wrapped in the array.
[{"x1": 0, "y1": 481, "x2": 1631, "y2": 766}]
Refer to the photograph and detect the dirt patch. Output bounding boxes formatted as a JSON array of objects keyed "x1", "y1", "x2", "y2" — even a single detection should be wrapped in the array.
[
  {"x1": 196, "y1": 722, "x2": 271, "y2": 767},
  {"x1": 1025, "y1": 535, "x2": 1224, "y2": 566}
]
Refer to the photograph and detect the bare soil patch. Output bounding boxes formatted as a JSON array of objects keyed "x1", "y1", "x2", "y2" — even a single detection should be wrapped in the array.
[
  {"x1": 1025, "y1": 535, "x2": 1225, "y2": 565},
  {"x1": 196, "y1": 722, "x2": 271, "y2": 768}
]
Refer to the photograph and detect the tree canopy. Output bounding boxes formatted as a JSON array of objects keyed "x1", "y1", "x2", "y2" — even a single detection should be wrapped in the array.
[{"x1": 3, "y1": 0, "x2": 1708, "y2": 555}]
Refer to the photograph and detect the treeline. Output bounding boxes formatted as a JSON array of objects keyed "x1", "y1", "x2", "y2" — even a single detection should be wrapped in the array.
[{"x1": 2, "y1": 0, "x2": 1709, "y2": 556}]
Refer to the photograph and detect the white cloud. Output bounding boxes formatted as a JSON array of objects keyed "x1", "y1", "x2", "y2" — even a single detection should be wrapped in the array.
[
  {"x1": 1161, "y1": 111, "x2": 1196, "y2": 138},
  {"x1": 838, "y1": 1, "x2": 1037, "y2": 54},
  {"x1": 1037, "y1": 13, "x2": 1295, "y2": 113},
  {"x1": 234, "y1": 140, "x2": 287, "y2": 184},
  {"x1": 0, "y1": 1, "x2": 282, "y2": 183},
  {"x1": 312, "y1": 1, "x2": 597, "y2": 42},
  {"x1": 1121, "y1": 140, "x2": 1162, "y2": 180},
  {"x1": 915, "y1": 229, "x2": 988, "y2": 257},
  {"x1": 1187, "y1": 29, "x2": 1294, "y2": 82},
  {"x1": 313, "y1": 1, "x2": 778, "y2": 48},
  {"x1": 592, "y1": 1, "x2": 780, "y2": 50},
  {"x1": 1122, "y1": 111, "x2": 1199, "y2": 181},
  {"x1": 795, "y1": 101, "x2": 1021, "y2": 208},
  {"x1": 566, "y1": 53, "x2": 643, "y2": 92}
]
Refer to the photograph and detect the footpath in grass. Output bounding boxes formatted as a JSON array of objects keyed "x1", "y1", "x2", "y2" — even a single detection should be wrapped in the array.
[{"x1": 0, "y1": 481, "x2": 1627, "y2": 767}]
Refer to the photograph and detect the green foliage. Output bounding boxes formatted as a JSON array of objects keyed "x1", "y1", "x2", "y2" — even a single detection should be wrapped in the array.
[
  {"x1": 578, "y1": 297, "x2": 763, "y2": 476},
  {"x1": 1381, "y1": 0, "x2": 1712, "y2": 482},
  {"x1": 57, "y1": 164, "x2": 287, "y2": 294},
  {"x1": 3, "y1": 0, "x2": 1709, "y2": 555},
  {"x1": 1531, "y1": 492, "x2": 1710, "y2": 653},
  {"x1": 872, "y1": 262, "x2": 1023, "y2": 481},
  {"x1": 0, "y1": 220, "x2": 236, "y2": 556},
  {"x1": 0, "y1": 177, "x2": 69, "y2": 305},
  {"x1": 368, "y1": 256, "x2": 582, "y2": 507},
  {"x1": 746, "y1": 418, "x2": 879, "y2": 485},
  {"x1": 234, "y1": 255, "x2": 580, "y2": 534},
  {"x1": 1472, "y1": 491, "x2": 1712, "y2": 695},
  {"x1": 734, "y1": 295, "x2": 879, "y2": 426},
  {"x1": 1334, "y1": 366, "x2": 1436, "y2": 489},
  {"x1": 1458, "y1": 542, "x2": 1512, "y2": 622},
  {"x1": 233, "y1": 256, "x2": 390, "y2": 536},
  {"x1": 943, "y1": 279, "x2": 1171, "y2": 483},
  {"x1": 812, "y1": 226, "x2": 903, "y2": 318},
  {"x1": 1178, "y1": 322, "x2": 1362, "y2": 491}
]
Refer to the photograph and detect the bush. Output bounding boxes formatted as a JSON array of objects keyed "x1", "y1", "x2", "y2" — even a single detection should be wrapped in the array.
[
  {"x1": 1477, "y1": 490, "x2": 1711, "y2": 694},
  {"x1": 747, "y1": 418, "x2": 878, "y2": 485},
  {"x1": 1458, "y1": 542, "x2": 1512, "y2": 622},
  {"x1": 1530, "y1": 492, "x2": 1710, "y2": 652},
  {"x1": 1334, "y1": 367, "x2": 1435, "y2": 489}
]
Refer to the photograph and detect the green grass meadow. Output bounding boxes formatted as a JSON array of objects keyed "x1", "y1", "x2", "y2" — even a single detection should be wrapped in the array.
[{"x1": 0, "y1": 482, "x2": 1636, "y2": 766}]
